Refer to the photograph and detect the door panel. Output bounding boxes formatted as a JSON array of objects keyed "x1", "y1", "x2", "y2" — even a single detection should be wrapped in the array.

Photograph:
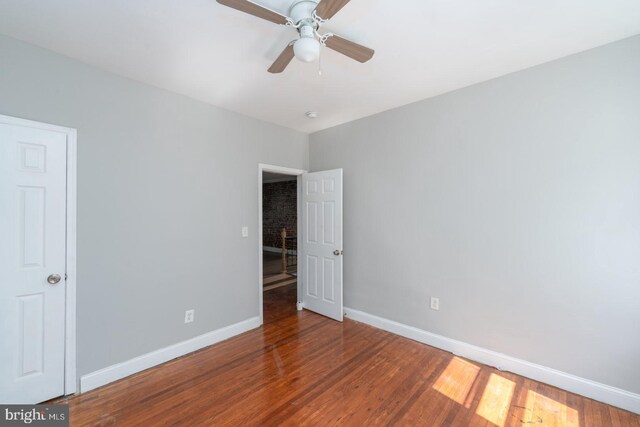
[
  {"x1": 18, "y1": 293, "x2": 45, "y2": 377},
  {"x1": 302, "y1": 169, "x2": 343, "y2": 321},
  {"x1": 0, "y1": 123, "x2": 67, "y2": 403}
]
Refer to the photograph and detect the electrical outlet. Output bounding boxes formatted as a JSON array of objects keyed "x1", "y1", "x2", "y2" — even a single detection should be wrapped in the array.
[
  {"x1": 430, "y1": 297, "x2": 440, "y2": 311},
  {"x1": 184, "y1": 309, "x2": 195, "y2": 324},
  {"x1": 242, "y1": 226, "x2": 249, "y2": 238}
]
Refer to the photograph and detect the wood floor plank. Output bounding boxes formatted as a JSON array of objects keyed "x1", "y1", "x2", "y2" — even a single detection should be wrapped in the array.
[{"x1": 56, "y1": 284, "x2": 640, "y2": 426}]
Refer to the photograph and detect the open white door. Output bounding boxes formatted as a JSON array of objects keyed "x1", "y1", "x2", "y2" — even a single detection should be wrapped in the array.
[
  {"x1": 302, "y1": 169, "x2": 343, "y2": 321},
  {"x1": 0, "y1": 123, "x2": 68, "y2": 403}
]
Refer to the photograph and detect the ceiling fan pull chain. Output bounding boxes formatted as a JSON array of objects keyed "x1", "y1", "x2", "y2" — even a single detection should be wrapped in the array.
[{"x1": 318, "y1": 47, "x2": 323, "y2": 76}]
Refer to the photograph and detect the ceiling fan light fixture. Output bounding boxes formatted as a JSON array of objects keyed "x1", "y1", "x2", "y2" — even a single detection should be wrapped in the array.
[{"x1": 294, "y1": 37, "x2": 320, "y2": 63}]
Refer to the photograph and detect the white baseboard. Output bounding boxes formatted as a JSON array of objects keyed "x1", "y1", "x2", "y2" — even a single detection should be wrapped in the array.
[
  {"x1": 80, "y1": 316, "x2": 261, "y2": 393},
  {"x1": 344, "y1": 307, "x2": 640, "y2": 414}
]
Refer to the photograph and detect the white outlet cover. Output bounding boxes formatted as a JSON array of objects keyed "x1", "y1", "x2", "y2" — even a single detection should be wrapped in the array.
[
  {"x1": 242, "y1": 226, "x2": 249, "y2": 238},
  {"x1": 430, "y1": 297, "x2": 440, "y2": 311},
  {"x1": 184, "y1": 309, "x2": 195, "y2": 323}
]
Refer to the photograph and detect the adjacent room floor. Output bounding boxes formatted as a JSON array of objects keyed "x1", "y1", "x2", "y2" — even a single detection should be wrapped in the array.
[
  {"x1": 55, "y1": 286, "x2": 640, "y2": 426},
  {"x1": 263, "y1": 251, "x2": 296, "y2": 291}
]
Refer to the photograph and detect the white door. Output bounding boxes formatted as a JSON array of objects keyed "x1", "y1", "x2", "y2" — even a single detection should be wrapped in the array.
[
  {"x1": 0, "y1": 123, "x2": 68, "y2": 403},
  {"x1": 302, "y1": 169, "x2": 343, "y2": 321}
]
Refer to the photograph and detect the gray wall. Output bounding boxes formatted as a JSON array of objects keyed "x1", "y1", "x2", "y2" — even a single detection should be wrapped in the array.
[
  {"x1": 310, "y1": 35, "x2": 640, "y2": 394},
  {"x1": 0, "y1": 35, "x2": 308, "y2": 378}
]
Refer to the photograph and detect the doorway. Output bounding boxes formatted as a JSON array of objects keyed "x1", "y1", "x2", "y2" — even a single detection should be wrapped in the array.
[
  {"x1": 258, "y1": 164, "x2": 345, "y2": 324},
  {"x1": 258, "y1": 164, "x2": 305, "y2": 324}
]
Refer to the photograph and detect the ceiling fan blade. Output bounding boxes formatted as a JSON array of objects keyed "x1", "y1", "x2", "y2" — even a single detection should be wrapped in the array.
[
  {"x1": 314, "y1": 0, "x2": 351, "y2": 20},
  {"x1": 268, "y1": 43, "x2": 295, "y2": 73},
  {"x1": 217, "y1": 0, "x2": 290, "y2": 25},
  {"x1": 324, "y1": 34, "x2": 374, "y2": 63}
]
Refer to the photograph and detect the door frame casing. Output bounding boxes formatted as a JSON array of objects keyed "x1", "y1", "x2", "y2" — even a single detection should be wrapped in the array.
[
  {"x1": 257, "y1": 163, "x2": 306, "y2": 325},
  {"x1": 0, "y1": 114, "x2": 77, "y2": 396}
]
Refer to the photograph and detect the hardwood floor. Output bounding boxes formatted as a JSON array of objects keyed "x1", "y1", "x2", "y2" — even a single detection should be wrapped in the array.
[{"x1": 57, "y1": 285, "x2": 640, "y2": 426}]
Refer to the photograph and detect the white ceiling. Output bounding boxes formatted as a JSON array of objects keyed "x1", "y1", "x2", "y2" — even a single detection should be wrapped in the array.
[{"x1": 1, "y1": 0, "x2": 639, "y2": 133}]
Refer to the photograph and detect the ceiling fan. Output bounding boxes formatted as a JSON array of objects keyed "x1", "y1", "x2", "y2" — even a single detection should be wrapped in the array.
[{"x1": 217, "y1": 0, "x2": 374, "y2": 73}]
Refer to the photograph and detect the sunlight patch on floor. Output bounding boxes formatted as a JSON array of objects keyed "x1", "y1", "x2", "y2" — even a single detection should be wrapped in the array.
[
  {"x1": 432, "y1": 357, "x2": 480, "y2": 404},
  {"x1": 523, "y1": 390, "x2": 580, "y2": 427},
  {"x1": 475, "y1": 373, "x2": 515, "y2": 427}
]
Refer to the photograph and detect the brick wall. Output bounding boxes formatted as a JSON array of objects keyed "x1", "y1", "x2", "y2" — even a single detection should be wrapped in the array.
[{"x1": 263, "y1": 180, "x2": 297, "y2": 248}]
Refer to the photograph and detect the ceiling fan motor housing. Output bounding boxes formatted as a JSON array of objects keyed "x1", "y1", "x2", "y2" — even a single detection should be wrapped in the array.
[{"x1": 289, "y1": 0, "x2": 320, "y2": 25}]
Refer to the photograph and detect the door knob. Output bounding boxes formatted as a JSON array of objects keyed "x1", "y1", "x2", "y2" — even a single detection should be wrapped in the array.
[
  {"x1": 47, "y1": 274, "x2": 62, "y2": 285},
  {"x1": 333, "y1": 250, "x2": 343, "y2": 256}
]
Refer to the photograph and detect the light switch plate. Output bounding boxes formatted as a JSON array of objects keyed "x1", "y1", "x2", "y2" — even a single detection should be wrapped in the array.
[{"x1": 242, "y1": 226, "x2": 249, "y2": 238}]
